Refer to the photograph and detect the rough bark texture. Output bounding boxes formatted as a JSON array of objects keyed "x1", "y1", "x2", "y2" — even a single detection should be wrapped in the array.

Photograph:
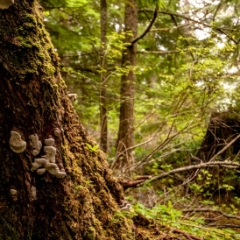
[
  {"x1": 115, "y1": 0, "x2": 138, "y2": 168},
  {"x1": 196, "y1": 111, "x2": 240, "y2": 162},
  {"x1": 0, "y1": 1, "x2": 134, "y2": 239}
]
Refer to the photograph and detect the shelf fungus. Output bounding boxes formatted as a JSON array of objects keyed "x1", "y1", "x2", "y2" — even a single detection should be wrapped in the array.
[
  {"x1": 9, "y1": 188, "x2": 18, "y2": 201},
  {"x1": 44, "y1": 138, "x2": 55, "y2": 146},
  {"x1": 9, "y1": 188, "x2": 17, "y2": 196},
  {"x1": 36, "y1": 168, "x2": 46, "y2": 175},
  {"x1": 68, "y1": 93, "x2": 77, "y2": 101},
  {"x1": 53, "y1": 128, "x2": 62, "y2": 138},
  {"x1": 45, "y1": 162, "x2": 66, "y2": 178},
  {"x1": 31, "y1": 186, "x2": 37, "y2": 200},
  {"x1": 31, "y1": 157, "x2": 48, "y2": 171},
  {"x1": 29, "y1": 134, "x2": 42, "y2": 156},
  {"x1": 43, "y1": 146, "x2": 56, "y2": 163},
  {"x1": 9, "y1": 131, "x2": 26, "y2": 153},
  {"x1": 31, "y1": 141, "x2": 66, "y2": 178},
  {"x1": 0, "y1": 0, "x2": 14, "y2": 9}
]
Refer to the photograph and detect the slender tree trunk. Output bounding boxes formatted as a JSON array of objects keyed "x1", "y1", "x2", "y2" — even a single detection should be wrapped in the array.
[
  {"x1": 115, "y1": 0, "x2": 138, "y2": 169},
  {"x1": 0, "y1": 1, "x2": 133, "y2": 239},
  {"x1": 99, "y1": 0, "x2": 108, "y2": 153}
]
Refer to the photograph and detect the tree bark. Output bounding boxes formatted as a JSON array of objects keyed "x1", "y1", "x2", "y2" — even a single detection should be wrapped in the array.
[
  {"x1": 115, "y1": 0, "x2": 138, "y2": 169},
  {"x1": 99, "y1": 0, "x2": 108, "y2": 153},
  {"x1": 0, "y1": 1, "x2": 133, "y2": 239}
]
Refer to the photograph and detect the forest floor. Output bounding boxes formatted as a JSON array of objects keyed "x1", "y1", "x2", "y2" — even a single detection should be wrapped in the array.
[{"x1": 133, "y1": 213, "x2": 202, "y2": 240}]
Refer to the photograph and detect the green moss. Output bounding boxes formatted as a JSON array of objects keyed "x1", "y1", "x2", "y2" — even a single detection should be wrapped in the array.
[
  {"x1": 23, "y1": 22, "x2": 36, "y2": 29},
  {"x1": 86, "y1": 227, "x2": 96, "y2": 240},
  {"x1": 36, "y1": 49, "x2": 45, "y2": 60},
  {"x1": 17, "y1": 36, "x2": 32, "y2": 48},
  {"x1": 24, "y1": 13, "x2": 37, "y2": 25},
  {"x1": 41, "y1": 62, "x2": 56, "y2": 75},
  {"x1": 0, "y1": 216, "x2": 21, "y2": 239}
]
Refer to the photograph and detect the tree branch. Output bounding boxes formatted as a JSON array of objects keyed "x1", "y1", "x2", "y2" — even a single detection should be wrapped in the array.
[
  {"x1": 131, "y1": 6, "x2": 158, "y2": 45},
  {"x1": 145, "y1": 161, "x2": 240, "y2": 184},
  {"x1": 208, "y1": 134, "x2": 240, "y2": 162},
  {"x1": 137, "y1": 50, "x2": 181, "y2": 54},
  {"x1": 139, "y1": 8, "x2": 239, "y2": 44},
  {"x1": 119, "y1": 176, "x2": 152, "y2": 190}
]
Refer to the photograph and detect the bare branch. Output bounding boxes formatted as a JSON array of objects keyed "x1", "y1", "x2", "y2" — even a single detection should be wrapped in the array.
[
  {"x1": 182, "y1": 208, "x2": 240, "y2": 221},
  {"x1": 131, "y1": 6, "x2": 158, "y2": 45},
  {"x1": 207, "y1": 224, "x2": 240, "y2": 229},
  {"x1": 139, "y1": 8, "x2": 238, "y2": 44},
  {"x1": 137, "y1": 50, "x2": 181, "y2": 54},
  {"x1": 145, "y1": 161, "x2": 240, "y2": 184},
  {"x1": 208, "y1": 134, "x2": 240, "y2": 162},
  {"x1": 172, "y1": 229, "x2": 203, "y2": 240}
]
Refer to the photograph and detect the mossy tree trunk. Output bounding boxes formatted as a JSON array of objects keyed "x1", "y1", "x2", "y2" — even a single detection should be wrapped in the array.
[{"x1": 0, "y1": 1, "x2": 133, "y2": 239}]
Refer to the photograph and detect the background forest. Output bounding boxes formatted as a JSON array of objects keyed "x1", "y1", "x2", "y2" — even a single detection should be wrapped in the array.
[{"x1": 40, "y1": 0, "x2": 240, "y2": 238}]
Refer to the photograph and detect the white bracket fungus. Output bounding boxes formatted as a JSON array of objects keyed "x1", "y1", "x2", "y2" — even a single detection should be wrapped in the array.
[
  {"x1": 31, "y1": 157, "x2": 48, "y2": 171},
  {"x1": 68, "y1": 93, "x2": 77, "y2": 101},
  {"x1": 30, "y1": 186, "x2": 36, "y2": 200},
  {"x1": 45, "y1": 162, "x2": 66, "y2": 178},
  {"x1": 9, "y1": 188, "x2": 18, "y2": 201},
  {"x1": 29, "y1": 134, "x2": 42, "y2": 156},
  {"x1": 43, "y1": 146, "x2": 56, "y2": 163},
  {"x1": 36, "y1": 168, "x2": 46, "y2": 175},
  {"x1": 53, "y1": 128, "x2": 62, "y2": 138},
  {"x1": 9, "y1": 188, "x2": 17, "y2": 196},
  {"x1": 31, "y1": 138, "x2": 66, "y2": 178},
  {"x1": 44, "y1": 138, "x2": 55, "y2": 146},
  {"x1": 9, "y1": 131, "x2": 26, "y2": 153},
  {"x1": 0, "y1": 0, "x2": 14, "y2": 9}
]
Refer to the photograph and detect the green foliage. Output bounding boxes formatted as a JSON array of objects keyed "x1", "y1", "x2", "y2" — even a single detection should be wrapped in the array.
[
  {"x1": 132, "y1": 201, "x2": 240, "y2": 239},
  {"x1": 43, "y1": 0, "x2": 240, "y2": 237},
  {"x1": 85, "y1": 143, "x2": 99, "y2": 152}
]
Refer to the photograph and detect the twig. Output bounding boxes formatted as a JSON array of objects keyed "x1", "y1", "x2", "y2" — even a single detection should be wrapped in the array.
[
  {"x1": 207, "y1": 223, "x2": 240, "y2": 229},
  {"x1": 137, "y1": 49, "x2": 181, "y2": 54},
  {"x1": 119, "y1": 177, "x2": 151, "y2": 190},
  {"x1": 208, "y1": 134, "x2": 240, "y2": 162},
  {"x1": 182, "y1": 208, "x2": 240, "y2": 221},
  {"x1": 172, "y1": 229, "x2": 203, "y2": 240}
]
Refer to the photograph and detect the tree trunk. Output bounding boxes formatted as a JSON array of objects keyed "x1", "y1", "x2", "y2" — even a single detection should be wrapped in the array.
[
  {"x1": 195, "y1": 111, "x2": 240, "y2": 162},
  {"x1": 0, "y1": 1, "x2": 133, "y2": 239},
  {"x1": 115, "y1": 0, "x2": 138, "y2": 169},
  {"x1": 99, "y1": 0, "x2": 108, "y2": 153}
]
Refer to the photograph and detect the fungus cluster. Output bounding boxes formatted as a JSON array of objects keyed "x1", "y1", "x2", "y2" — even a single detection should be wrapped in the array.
[
  {"x1": 31, "y1": 137, "x2": 66, "y2": 178},
  {"x1": 9, "y1": 129, "x2": 66, "y2": 178}
]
